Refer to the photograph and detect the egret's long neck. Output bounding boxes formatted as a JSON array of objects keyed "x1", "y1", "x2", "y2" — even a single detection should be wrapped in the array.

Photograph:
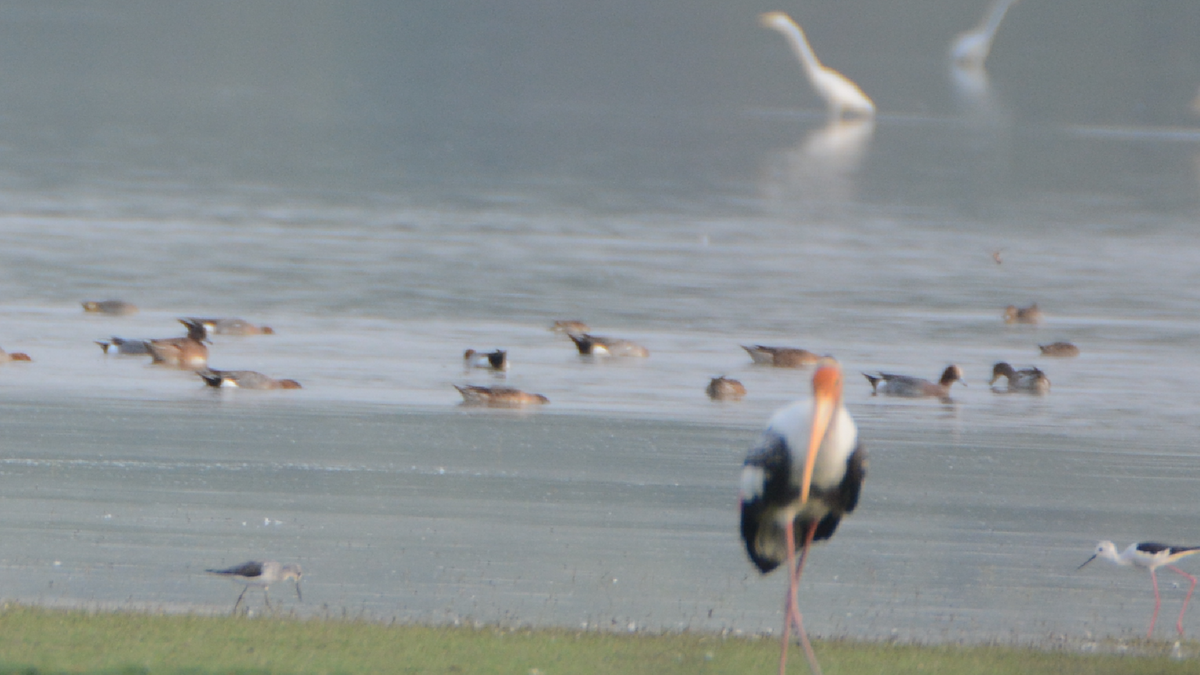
[
  {"x1": 777, "y1": 21, "x2": 823, "y2": 80},
  {"x1": 979, "y1": 0, "x2": 1015, "y2": 42}
]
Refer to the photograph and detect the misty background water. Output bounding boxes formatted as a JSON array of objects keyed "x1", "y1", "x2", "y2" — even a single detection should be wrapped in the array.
[{"x1": 0, "y1": 1, "x2": 1199, "y2": 646}]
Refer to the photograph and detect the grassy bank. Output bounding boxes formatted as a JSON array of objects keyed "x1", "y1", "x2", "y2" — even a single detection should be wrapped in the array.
[{"x1": 0, "y1": 606, "x2": 1194, "y2": 674}]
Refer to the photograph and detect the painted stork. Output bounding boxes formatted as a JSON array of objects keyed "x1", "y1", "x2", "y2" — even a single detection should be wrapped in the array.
[{"x1": 740, "y1": 359, "x2": 866, "y2": 675}]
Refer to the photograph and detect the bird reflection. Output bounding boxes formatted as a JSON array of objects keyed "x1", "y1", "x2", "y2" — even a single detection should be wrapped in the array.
[
  {"x1": 760, "y1": 118, "x2": 874, "y2": 215},
  {"x1": 943, "y1": 0, "x2": 1020, "y2": 216}
]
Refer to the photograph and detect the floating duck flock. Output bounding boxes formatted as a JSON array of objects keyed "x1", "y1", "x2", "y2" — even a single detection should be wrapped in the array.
[{"x1": 11, "y1": 298, "x2": 1080, "y2": 409}]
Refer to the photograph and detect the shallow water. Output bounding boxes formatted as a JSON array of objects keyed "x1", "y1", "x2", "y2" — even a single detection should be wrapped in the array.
[{"x1": 0, "y1": 1, "x2": 1199, "y2": 646}]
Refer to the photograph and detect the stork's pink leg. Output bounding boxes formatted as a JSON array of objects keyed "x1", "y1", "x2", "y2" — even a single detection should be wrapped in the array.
[
  {"x1": 1167, "y1": 565, "x2": 1197, "y2": 636},
  {"x1": 785, "y1": 520, "x2": 823, "y2": 675},
  {"x1": 779, "y1": 521, "x2": 796, "y2": 675},
  {"x1": 1148, "y1": 568, "x2": 1162, "y2": 638}
]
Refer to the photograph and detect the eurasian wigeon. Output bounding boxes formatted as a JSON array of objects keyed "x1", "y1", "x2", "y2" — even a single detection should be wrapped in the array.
[
  {"x1": 81, "y1": 300, "x2": 138, "y2": 316},
  {"x1": 1039, "y1": 342, "x2": 1079, "y2": 357},
  {"x1": 706, "y1": 376, "x2": 746, "y2": 401},
  {"x1": 989, "y1": 362, "x2": 1050, "y2": 394},
  {"x1": 1003, "y1": 303, "x2": 1042, "y2": 324},
  {"x1": 568, "y1": 333, "x2": 649, "y2": 357},
  {"x1": 185, "y1": 317, "x2": 275, "y2": 336},
  {"x1": 463, "y1": 349, "x2": 508, "y2": 371},
  {"x1": 863, "y1": 365, "x2": 966, "y2": 400},
  {"x1": 96, "y1": 337, "x2": 151, "y2": 355},
  {"x1": 454, "y1": 385, "x2": 549, "y2": 407},
  {"x1": 197, "y1": 368, "x2": 301, "y2": 389},
  {"x1": 145, "y1": 319, "x2": 209, "y2": 369},
  {"x1": 741, "y1": 345, "x2": 823, "y2": 368}
]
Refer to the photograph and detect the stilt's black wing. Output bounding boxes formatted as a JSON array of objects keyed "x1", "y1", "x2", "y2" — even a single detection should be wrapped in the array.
[
  {"x1": 1138, "y1": 543, "x2": 1200, "y2": 556},
  {"x1": 1136, "y1": 543, "x2": 1168, "y2": 554},
  {"x1": 207, "y1": 561, "x2": 263, "y2": 578}
]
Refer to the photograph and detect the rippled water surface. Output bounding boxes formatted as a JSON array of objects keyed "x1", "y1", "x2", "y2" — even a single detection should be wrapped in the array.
[{"x1": 0, "y1": 1, "x2": 1199, "y2": 646}]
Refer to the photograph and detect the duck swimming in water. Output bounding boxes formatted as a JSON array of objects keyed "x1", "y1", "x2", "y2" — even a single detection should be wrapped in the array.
[
  {"x1": 81, "y1": 299, "x2": 138, "y2": 316},
  {"x1": 568, "y1": 333, "x2": 649, "y2": 358},
  {"x1": 454, "y1": 385, "x2": 549, "y2": 407},
  {"x1": 1003, "y1": 303, "x2": 1042, "y2": 324},
  {"x1": 742, "y1": 345, "x2": 823, "y2": 368},
  {"x1": 989, "y1": 362, "x2": 1049, "y2": 394},
  {"x1": 96, "y1": 337, "x2": 151, "y2": 355},
  {"x1": 0, "y1": 347, "x2": 31, "y2": 362},
  {"x1": 463, "y1": 349, "x2": 508, "y2": 371},
  {"x1": 1038, "y1": 342, "x2": 1079, "y2": 357},
  {"x1": 197, "y1": 369, "x2": 301, "y2": 390},
  {"x1": 706, "y1": 376, "x2": 746, "y2": 401},
  {"x1": 145, "y1": 319, "x2": 210, "y2": 369},
  {"x1": 863, "y1": 365, "x2": 966, "y2": 401},
  {"x1": 184, "y1": 317, "x2": 275, "y2": 336}
]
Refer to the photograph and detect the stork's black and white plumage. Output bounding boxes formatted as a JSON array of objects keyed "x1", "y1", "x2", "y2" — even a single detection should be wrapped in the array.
[
  {"x1": 206, "y1": 560, "x2": 303, "y2": 614},
  {"x1": 740, "y1": 360, "x2": 865, "y2": 675},
  {"x1": 1078, "y1": 540, "x2": 1200, "y2": 637}
]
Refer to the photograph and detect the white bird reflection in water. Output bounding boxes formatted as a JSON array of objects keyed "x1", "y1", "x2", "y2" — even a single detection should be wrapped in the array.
[{"x1": 759, "y1": 118, "x2": 874, "y2": 217}]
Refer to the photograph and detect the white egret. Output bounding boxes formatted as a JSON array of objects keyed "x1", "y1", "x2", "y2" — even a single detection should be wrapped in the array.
[
  {"x1": 950, "y1": 0, "x2": 1020, "y2": 69},
  {"x1": 760, "y1": 11, "x2": 875, "y2": 120}
]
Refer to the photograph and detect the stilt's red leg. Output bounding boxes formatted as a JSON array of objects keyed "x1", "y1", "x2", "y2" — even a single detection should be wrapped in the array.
[
  {"x1": 1148, "y1": 568, "x2": 1161, "y2": 638},
  {"x1": 1167, "y1": 565, "x2": 1197, "y2": 636}
]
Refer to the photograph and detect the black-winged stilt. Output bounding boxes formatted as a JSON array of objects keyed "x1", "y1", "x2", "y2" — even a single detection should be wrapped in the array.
[
  {"x1": 1078, "y1": 541, "x2": 1200, "y2": 637},
  {"x1": 207, "y1": 560, "x2": 303, "y2": 614}
]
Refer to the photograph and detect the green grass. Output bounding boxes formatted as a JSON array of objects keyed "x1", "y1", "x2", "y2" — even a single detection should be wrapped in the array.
[{"x1": 0, "y1": 606, "x2": 1194, "y2": 674}]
